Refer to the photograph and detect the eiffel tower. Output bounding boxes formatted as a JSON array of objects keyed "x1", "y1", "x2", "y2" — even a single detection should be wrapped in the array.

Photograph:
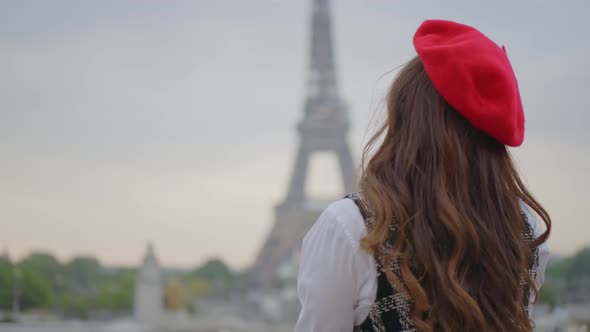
[{"x1": 253, "y1": 0, "x2": 356, "y2": 287}]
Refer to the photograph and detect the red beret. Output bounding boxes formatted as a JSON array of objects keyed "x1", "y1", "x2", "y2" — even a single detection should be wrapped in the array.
[{"x1": 413, "y1": 20, "x2": 524, "y2": 147}]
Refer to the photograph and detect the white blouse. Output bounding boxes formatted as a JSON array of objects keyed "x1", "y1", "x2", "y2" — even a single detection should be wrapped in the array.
[{"x1": 295, "y1": 198, "x2": 550, "y2": 332}]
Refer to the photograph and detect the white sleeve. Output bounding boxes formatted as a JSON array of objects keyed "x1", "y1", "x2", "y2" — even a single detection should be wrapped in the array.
[
  {"x1": 522, "y1": 205, "x2": 551, "y2": 317},
  {"x1": 295, "y1": 207, "x2": 359, "y2": 332}
]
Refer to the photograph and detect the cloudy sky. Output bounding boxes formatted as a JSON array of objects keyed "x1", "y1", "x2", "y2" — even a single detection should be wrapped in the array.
[{"x1": 1, "y1": 0, "x2": 588, "y2": 269}]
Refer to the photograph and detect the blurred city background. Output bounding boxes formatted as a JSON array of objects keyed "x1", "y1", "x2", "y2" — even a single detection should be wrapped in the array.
[{"x1": 1, "y1": 0, "x2": 589, "y2": 331}]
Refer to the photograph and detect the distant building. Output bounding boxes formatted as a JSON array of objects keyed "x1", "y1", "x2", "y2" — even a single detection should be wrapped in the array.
[
  {"x1": 133, "y1": 243, "x2": 163, "y2": 327},
  {"x1": 253, "y1": 0, "x2": 356, "y2": 289}
]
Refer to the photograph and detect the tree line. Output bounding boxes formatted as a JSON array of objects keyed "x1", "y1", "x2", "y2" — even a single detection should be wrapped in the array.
[
  {"x1": 1, "y1": 246, "x2": 587, "y2": 320},
  {"x1": 0, "y1": 253, "x2": 241, "y2": 320},
  {"x1": 0, "y1": 253, "x2": 134, "y2": 319},
  {"x1": 540, "y1": 246, "x2": 590, "y2": 308}
]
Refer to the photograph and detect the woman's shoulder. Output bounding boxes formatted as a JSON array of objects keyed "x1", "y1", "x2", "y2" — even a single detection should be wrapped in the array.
[{"x1": 305, "y1": 197, "x2": 369, "y2": 251}]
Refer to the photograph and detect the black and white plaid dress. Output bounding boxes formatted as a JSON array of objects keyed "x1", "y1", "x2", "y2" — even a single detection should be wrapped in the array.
[{"x1": 345, "y1": 193, "x2": 540, "y2": 332}]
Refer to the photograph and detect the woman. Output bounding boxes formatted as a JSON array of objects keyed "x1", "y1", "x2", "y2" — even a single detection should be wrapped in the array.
[{"x1": 295, "y1": 20, "x2": 551, "y2": 332}]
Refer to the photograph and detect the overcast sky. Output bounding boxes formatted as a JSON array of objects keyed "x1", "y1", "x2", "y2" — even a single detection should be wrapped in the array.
[{"x1": 1, "y1": 0, "x2": 588, "y2": 269}]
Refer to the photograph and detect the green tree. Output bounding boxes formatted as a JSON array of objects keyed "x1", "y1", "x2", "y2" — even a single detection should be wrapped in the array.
[
  {"x1": 17, "y1": 267, "x2": 54, "y2": 310},
  {"x1": 191, "y1": 258, "x2": 235, "y2": 297},
  {"x1": 60, "y1": 268, "x2": 135, "y2": 320},
  {"x1": 538, "y1": 286, "x2": 558, "y2": 309},
  {"x1": 0, "y1": 252, "x2": 141, "y2": 318},
  {"x1": 62, "y1": 293, "x2": 90, "y2": 319},
  {"x1": 94, "y1": 269, "x2": 134, "y2": 311},
  {"x1": 568, "y1": 247, "x2": 590, "y2": 280},
  {"x1": 546, "y1": 246, "x2": 590, "y2": 283},
  {"x1": 19, "y1": 252, "x2": 62, "y2": 292},
  {"x1": 63, "y1": 257, "x2": 101, "y2": 293},
  {"x1": 193, "y1": 258, "x2": 234, "y2": 282},
  {"x1": 0, "y1": 256, "x2": 14, "y2": 310}
]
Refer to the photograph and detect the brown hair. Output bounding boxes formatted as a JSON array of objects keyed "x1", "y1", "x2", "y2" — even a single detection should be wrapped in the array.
[{"x1": 360, "y1": 57, "x2": 551, "y2": 331}]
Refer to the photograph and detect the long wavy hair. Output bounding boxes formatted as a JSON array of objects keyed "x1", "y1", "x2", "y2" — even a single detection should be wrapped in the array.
[{"x1": 360, "y1": 57, "x2": 551, "y2": 331}]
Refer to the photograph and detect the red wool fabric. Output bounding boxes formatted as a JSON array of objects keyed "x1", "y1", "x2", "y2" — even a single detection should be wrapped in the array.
[{"x1": 413, "y1": 19, "x2": 525, "y2": 147}]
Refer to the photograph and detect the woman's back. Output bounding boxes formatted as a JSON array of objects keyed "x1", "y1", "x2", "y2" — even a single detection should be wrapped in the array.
[
  {"x1": 348, "y1": 193, "x2": 547, "y2": 332},
  {"x1": 296, "y1": 19, "x2": 551, "y2": 332}
]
